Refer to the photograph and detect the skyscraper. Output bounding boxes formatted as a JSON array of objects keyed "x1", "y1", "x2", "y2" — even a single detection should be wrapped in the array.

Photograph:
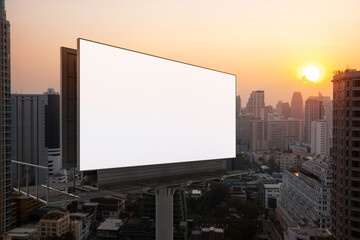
[
  {"x1": 310, "y1": 120, "x2": 330, "y2": 156},
  {"x1": 304, "y1": 95, "x2": 332, "y2": 144},
  {"x1": 245, "y1": 90, "x2": 265, "y2": 119},
  {"x1": 332, "y1": 69, "x2": 360, "y2": 239},
  {"x1": 305, "y1": 97, "x2": 321, "y2": 144},
  {"x1": 0, "y1": 0, "x2": 11, "y2": 236},
  {"x1": 250, "y1": 116, "x2": 303, "y2": 152},
  {"x1": 291, "y1": 92, "x2": 304, "y2": 119},
  {"x1": 11, "y1": 89, "x2": 60, "y2": 185},
  {"x1": 44, "y1": 89, "x2": 60, "y2": 176},
  {"x1": 276, "y1": 101, "x2": 291, "y2": 118},
  {"x1": 236, "y1": 113, "x2": 252, "y2": 152}
]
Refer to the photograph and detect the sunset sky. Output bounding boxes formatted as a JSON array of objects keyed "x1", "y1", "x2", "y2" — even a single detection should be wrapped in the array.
[{"x1": 6, "y1": 0, "x2": 360, "y2": 106}]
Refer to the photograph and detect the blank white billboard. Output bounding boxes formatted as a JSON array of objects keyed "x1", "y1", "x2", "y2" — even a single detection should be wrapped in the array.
[{"x1": 78, "y1": 39, "x2": 236, "y2": 171}]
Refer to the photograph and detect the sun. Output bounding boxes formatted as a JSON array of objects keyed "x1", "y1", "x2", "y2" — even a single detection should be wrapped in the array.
[{"x1": 303, "y1": 65, "x2": 320, "y2": 82}]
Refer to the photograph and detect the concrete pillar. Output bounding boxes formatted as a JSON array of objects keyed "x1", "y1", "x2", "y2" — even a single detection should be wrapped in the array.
[{"x1": 156, "y1": 188, "x2": 175, "y2": 240}]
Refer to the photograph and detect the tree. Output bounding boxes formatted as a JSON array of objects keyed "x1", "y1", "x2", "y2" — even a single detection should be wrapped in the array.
[
  {"x1": 228, "y1": 198, "x2": 245, "y2": 210},
  {"x1": 225, "y1": 223, "x2": 257, "y2": 240},
  {"x1": 190, "y1": 183, "x2": 231, "y2": 217},
  {"x1": 207, "y1": 183, "x2": 230, "y2": 208},
  {"x1": 242, "y1": 202, "x2": 260, "y2": 219}
]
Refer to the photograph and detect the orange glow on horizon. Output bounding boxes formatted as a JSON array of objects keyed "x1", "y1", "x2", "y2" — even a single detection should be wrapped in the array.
[{"x1": 5, "y1": 0, "x2": 360, "y2": 105}]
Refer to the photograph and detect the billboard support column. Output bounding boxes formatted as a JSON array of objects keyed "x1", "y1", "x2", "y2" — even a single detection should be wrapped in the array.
[{"x1": 156, "y1": 188, "x2": 175, "y2": 240}]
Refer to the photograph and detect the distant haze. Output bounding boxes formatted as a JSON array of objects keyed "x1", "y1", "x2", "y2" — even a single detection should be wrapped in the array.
[{"x1": 7, "y1": 0, "x2": 360, "y2": 105}]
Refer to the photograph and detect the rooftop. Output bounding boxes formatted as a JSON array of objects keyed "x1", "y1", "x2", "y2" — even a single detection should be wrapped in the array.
[
  {"x1": 41, "y1": 209, "x2": 68, "y2": 220},
  {"x1": 264, "y1": 183, "x2": 281, "y2": 189},
  {"x1": 97, "y1": 219, "x2": 123, "y2": 231},
  {"x1": 8, "y1": 226, "x2": 38, "y2": 236},
  {"x1": 70, "y1": 212, "x2": 88, "y2": 218}
]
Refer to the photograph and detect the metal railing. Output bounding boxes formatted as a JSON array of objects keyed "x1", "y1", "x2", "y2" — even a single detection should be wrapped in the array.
[{"x1": 12, "y1": 160, "x2": 50, "y2": 204}]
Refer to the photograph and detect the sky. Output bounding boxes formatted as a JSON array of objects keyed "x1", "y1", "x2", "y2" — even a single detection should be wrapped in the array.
[{"x1": 6, "y1": 0, "x2": 360, "y2": 106}]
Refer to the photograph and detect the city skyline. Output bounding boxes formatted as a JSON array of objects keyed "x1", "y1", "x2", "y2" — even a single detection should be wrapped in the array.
[
  {"x1": 6, "y1": 0, "x2": 360, "y2": 106},
  {"x1": 3, "y1": 1, "x2": 360, "y2": 239}
]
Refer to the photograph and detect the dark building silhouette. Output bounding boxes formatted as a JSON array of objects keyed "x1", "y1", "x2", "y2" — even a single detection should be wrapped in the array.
[
  {"x1": 45, "y1": 89, "x2": 60, "y2": 149},
  {"x1": 291, "y1": 92, "x2": 304, "y2": 119},
  {"x1": 0, "y1": 0, "x2": 11, "y2": 236},
  {"x1": 332, "y1": 69, "x2": 360, "y2": 239},
  {"x1": 236, "y1": 95, "x2": 241, "y2": 117},
  {"x1": 44, "y1": 89, "x2": 61, "y2": 176},
  {"x1": 245, "y1": 90, "x2": 264, "y2": 119},
  {"x1": 276, "y1": 101, "x2": 291, "y2": 118},
  {"x1": 282, "y1": 102, "x2": 291, "y2": 118}
]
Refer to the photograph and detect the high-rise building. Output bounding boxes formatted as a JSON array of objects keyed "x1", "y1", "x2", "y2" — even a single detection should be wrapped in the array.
[
  {"x1": 44, "y1": 89, "x2": 60, "y2": 176},
  {"x1": 250, "y1": 119, "x2": 268, "y2": 151},
  {"x1": 304, "y1": 97, "x2": 322, "y2": 144},
  {"x1": 321, "y1": 96, "x2": 333, "y2": 143},
  {"x1": 304, "y1": 95, "x2": 332, "y2": 144},
  {"x1": 0, "y1": 0, "x2": 11, "y2": 236},
  {"x1": 276, "y1": 101, "x2": 292, "y2": 118},
  {"x1": 311, "y1": 120, "x2": 330, "y2": 156},
  {"x1": 260, "y1": 105, "x2": 273, "y2": 120},
  {"x1": 236, "y1": 95, "x2": 241, "y2": 117},
  {"x1": 250, "y1": 116, "x2": 304, "y2": 152},
  {"x1": 282, "y1": 102, "x2": 292, "y2": 118},
  {"x1": 245, "y1": 90, "x2": 264, "y2": 119},
  {"x1": 11, "y1": 89, "x2": 60, "y2": 185},
  {"x1": 267, "y1": 117, "x2": 304, "y2": 151},
  {"x1": 277, "y1": 157, "x2": 332, "y2": 231},
  {"x1": 291, "y1": 92, "x2": 304, "y2": 120},
  {"x1": 276, "y1": 101, "x2": 282, "y2": 115},
  {"x1": 11, "y1": 192, "x2": 43, "y2": 228},
  {"x1": 331, "y1": 69, "x2": 360, "y2": 239},
  {"x1": 236, "y1": 113, "x2": 252, "y2": 152}
]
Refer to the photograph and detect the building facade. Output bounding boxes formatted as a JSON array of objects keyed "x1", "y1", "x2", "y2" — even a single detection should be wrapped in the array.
[
  {"x1": 267, "y1": 118, "x2": 304, "y2": 151},
  {"x1": 250, "y1": 119, "x2": 268, "y2": 151},
  {"x1": 11, "y1": 89, "x2": 60, "y2": 185},
  {"x1": 276, "y1": 152, "x2": 316, "y2": 171},
  {"x1": 250, "y1": 116, "x2": 304, "y2": 152},
  {"x1": 263, "y1": 183, "x2": 281, "y2": 209},
  {"x1": 304, "y1": 95, "x2": 332, "y2": 145},
  {"x1": 291, "y1": 92, "x2": 304, "y2": 120},
  {"x1": 276, "y1": 101, "x2": 291, "y2": 118},
  {"x1": 245, "y1": 90, "x2": 265, "y2": 119},
  {"x1": 277, "y1": 157, "x2": 332, "y2": 231},
  {"x1": 332, "y1": 69, "x2": 360, "y2": 239},
  {"x1": 278, "y1": 153, "x2": 302, "y2": 171},
  {"x1": 236, "y1": 113, "x2": 252, "y2": 152},
  {"x1": 37, "y1": 209, "x2": 70, "y2": 240},
  {"x1": 311, "y1": 120, "x2": 330, "y2": 156},
  {"x1": 0, "y1": 0, "x2": 11, "y2": 236},
  {"x1": 304, "y1": 97, "x2": 322, "y2": 144}
]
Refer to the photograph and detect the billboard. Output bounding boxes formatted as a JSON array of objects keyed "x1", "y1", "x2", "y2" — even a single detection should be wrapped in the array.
[{"x1": 78, "y1": 39, "x2": 235, "y2": 171}]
